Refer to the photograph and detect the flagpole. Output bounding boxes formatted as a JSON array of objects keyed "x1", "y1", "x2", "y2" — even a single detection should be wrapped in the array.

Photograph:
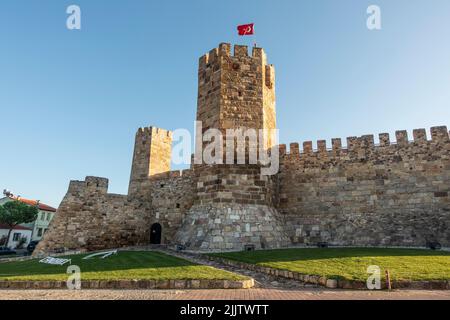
[{"x1": 253, "y1": 24, "x2": 256, "y2": 48}]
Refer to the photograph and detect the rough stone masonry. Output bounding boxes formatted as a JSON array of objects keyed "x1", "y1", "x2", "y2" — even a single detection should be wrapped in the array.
[{"x1": 34, "y1": 43, "x2": 450, "y2": 255}]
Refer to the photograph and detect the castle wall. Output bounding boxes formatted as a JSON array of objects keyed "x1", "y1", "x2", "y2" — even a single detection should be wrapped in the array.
[
  {"x1": 35, "y1": 177, "x2": 151, "y2": 255},
  {"x1": 174, "y1": 202, "x2": 290, "y2": 251},
  {"x1": 35, "y1": 43, "x2": 450, "y2": 255},
  {"x1": 278, "y1": 127, "x2": 450, "y2": 247},
  {"x1": 139, "y1": 169, "x2": 196, "y2": 244},
  {"x1": 173, "y1": 163, "x2": 291, "y2": 251},
  {"x1": 195, "y1": 164, "x2": 273, "y2": 206},
  {"x1": 35, "y1": 169, "x2": 196, "y2": 255}
]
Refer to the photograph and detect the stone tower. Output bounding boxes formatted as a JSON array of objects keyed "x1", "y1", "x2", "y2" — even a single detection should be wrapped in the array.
[
  {"x1": 196, "y1": 43, "x2": 276, "y2": 148},
  {"x1": 174, "y1": 43, "x2": 290, "y2": 250},
  {"x1": 192, "y1": 43, "x2": 281, "y2": 206},
  {"x1": 129, "y1": 127, "x2": 172, "y2": 196}
]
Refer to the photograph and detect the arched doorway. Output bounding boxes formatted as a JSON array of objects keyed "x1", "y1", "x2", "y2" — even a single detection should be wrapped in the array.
[{"x1": 150, "y1": 223, "x2": 162, "y2": 244}]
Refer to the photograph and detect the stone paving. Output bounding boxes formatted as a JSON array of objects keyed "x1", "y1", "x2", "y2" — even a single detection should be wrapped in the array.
[
  {"x1": 161, "y1": 249, "x2": 319, "y2": 290},
  {"x1": 1, "y1": 248, "x2": 448, "y2": 300},
  {"x1": 1, "y1": 288, "x2": 449, "y2": 300}
]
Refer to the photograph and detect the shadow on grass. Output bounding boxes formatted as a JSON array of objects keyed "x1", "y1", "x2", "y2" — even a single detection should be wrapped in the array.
[{"x1": 0, "y1": 251, "x2": 198, "y2": 278}]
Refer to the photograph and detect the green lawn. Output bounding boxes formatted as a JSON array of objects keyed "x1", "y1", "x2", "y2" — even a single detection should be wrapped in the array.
[
  {"x1": 209, "y1": 248, "x2": 450, "y2": 281},
  {"x1": 0, "y1": 251, "x2": 247, "y2": 281}
]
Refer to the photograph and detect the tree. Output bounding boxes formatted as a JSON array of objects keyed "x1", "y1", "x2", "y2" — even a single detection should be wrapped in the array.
[{"x1": 0, "y1": 201, "x2": 38, "y2": 249}]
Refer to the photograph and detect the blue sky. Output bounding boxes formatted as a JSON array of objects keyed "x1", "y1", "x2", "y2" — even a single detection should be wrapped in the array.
[{"x1": 1, "y1": 0, "x2": 449, "y2": 207}]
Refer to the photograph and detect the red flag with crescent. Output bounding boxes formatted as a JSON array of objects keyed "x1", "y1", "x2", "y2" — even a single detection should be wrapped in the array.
[{"x1": 237, "y1": 23, "x2": 254, "y2": 36}]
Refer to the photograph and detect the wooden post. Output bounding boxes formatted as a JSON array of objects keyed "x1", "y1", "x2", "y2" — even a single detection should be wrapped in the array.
[{"x1": 385, "y1": 270, "x2": 392, "y2": 290}]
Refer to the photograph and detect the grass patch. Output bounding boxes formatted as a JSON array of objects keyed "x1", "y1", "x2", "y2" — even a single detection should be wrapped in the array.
[
  {"x1": 0, "y1": 251, "x2": 247, "y2": 281},
  {"x1": 209, "y1": 248, "x2": 450, "y2": 281}
]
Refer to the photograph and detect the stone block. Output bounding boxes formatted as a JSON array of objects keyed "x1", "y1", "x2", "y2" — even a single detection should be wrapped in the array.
[{"x1": 326, "y1": 279, "x2": 338, "y2": 288}]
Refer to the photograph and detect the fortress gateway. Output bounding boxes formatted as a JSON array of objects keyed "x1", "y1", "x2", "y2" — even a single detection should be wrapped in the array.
[{"x1": 36, "y1": 43, "x2": 450, "y2": 255}]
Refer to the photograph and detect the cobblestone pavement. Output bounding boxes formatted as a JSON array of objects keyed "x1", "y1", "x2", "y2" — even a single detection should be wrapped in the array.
[{"x1": 1, "y1": 288, "x2": 449, "y2": 300}]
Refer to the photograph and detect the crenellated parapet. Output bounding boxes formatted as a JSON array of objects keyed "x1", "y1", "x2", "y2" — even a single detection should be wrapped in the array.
[
  {"x1": 199, "y1": 43, "x2": 270, "y2": 68},
  {"x1": 278, "y1": 126, "x2": 450, "y2": 247},
  {"x1": 280, "y1": 126, "x2": 450, "y2": 160},
  {"x1": 197, "y1": 43, "x2": 276, "y2": 151},
  {"x1": 67, "y1": 176, "x2": 109, "y2": 195}
]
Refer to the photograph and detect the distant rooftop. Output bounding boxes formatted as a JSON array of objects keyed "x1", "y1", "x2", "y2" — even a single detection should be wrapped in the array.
[
  {"x1": 2, "y1": 190, "x2": 57, "y2": 212},
  {"x1": 0, "y1": 223, "x2": 32, "y2": 231}
]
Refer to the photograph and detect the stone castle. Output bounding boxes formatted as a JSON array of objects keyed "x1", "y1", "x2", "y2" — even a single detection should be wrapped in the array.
[{"x1": 35, "y1": 43, "x2": 450, "y2": 255}]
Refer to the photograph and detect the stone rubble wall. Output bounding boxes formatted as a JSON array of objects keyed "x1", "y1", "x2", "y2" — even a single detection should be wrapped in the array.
[
  {"x1": 140, "y1": 169, "x2": 196, "y2": 244},
  {"x1": 174, "y1": 202, "x2": 290, "y2": 251},
  {"x1": 277, "y1": 126, "x2": 450, "y2": 247},
  {"x1": 34, "y1": 177, "x2": 152, "y2": 256},
  {"x1": 35, "y1": 170, "x2": 196, "y2": 256},
  {"x1": 195, "y1": 164, "x2": 275, "y2": 206}
]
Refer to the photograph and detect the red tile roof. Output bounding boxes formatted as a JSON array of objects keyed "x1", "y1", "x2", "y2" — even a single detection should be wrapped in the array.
[
  {"x1": 7, "y1": 196, "x2": 57, "y2": 212},
  {"x1": 0, "y1": 223, "x2": 32, "y2": 231}
]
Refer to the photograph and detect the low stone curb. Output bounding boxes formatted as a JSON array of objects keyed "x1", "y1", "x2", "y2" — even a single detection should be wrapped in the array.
[
  {"x1": 0, "y1": 256, "x2": 34, "y2": 264},
  {"x1": 205, "y1": 256, "x2": 450, "y2": 290},
  {"x1": 0, "y1": 278, "x2": 254, "y2": 290},
  {"x1": 0, "y1": 250, "x2": 86, "y2": 264}
]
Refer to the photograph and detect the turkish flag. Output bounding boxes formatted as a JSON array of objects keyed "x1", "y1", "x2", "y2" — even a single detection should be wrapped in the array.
[{"x1": 237, "y1": 23, "x2": 254, "y2": 36}]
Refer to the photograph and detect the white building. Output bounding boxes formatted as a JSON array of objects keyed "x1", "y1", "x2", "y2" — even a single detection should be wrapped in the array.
[
  {"x1": 0, "y1": 224, "x2": 32, "y2": 249},
  {"x1": 0, "y1": 191, "x2": 57, "y2": 243}
]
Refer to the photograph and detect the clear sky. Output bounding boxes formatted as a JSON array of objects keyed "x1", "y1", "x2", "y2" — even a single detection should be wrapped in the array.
[{"x1": 1, "y1": 0, "x2": 449, "y2": 207}]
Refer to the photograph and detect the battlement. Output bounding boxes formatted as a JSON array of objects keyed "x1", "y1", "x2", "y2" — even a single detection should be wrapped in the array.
[
  {"x1": 280, "y1": 126, "x2": 450, "y2": 157},
  {"x1": 197, "y1": 43, "x2": 276, "y2": 142},
  {"x1": 136, "y1": 126, "x2": 172, "y2": 139},
  {"x1": 199, "y1": 43, "x2": 269, "y2": 67},
  {"x1": 68, "y1": 176, "x2": 109, "y2": 195}
]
